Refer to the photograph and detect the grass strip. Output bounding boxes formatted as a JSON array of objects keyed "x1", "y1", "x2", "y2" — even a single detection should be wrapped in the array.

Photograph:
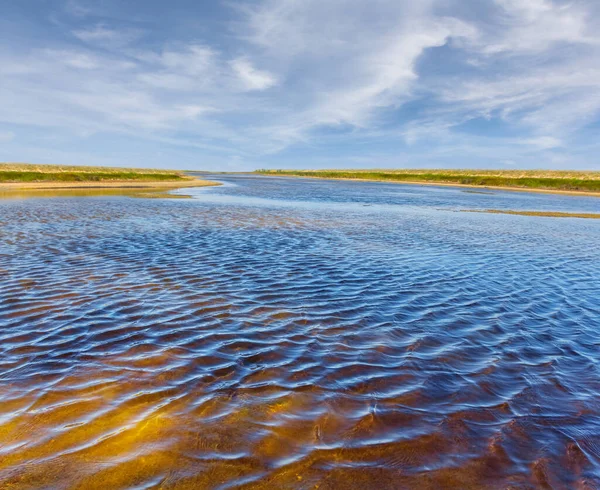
[
  {"x1": 256, "y1": 169, "x2": 600, "y2": 193},
  {"x1": 0, "y1": 171, "x2": 185, "y2": 183}
]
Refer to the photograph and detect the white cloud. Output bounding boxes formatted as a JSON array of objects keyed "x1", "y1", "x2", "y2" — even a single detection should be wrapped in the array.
[
  {"x1": 522, "y1": 136, "x2": 563, "y2": 149},
  {"x1": 236, "y1": 0, "x2": 478, "y2": 145},
  {"x1": 158, "y1": 45, "x2": 216, "y2": 76},
  {"x1": 134, "y1": 45, "x2": 219, "y2": 91},
  {"x1": 43, "y1": 49, "x2": 100, "y2": 69},
  {"x1": 230, "y1": 58, "x2": 277, "y2": 90},
  {"x1": 400, "y1": 0, "x2": 600, "y2": 149},
  {"x1": 64, "y1": 0, "x2": 93, "y2": 17},
  {"x1": 73, "y1": 25, "x2": 143, "y2": 48},
  {"x1": 0, "y1": 131, "x2": 15, "y2": 142},
  {"x1": 482, "y1": 0, "x2": 592, "y2": 53}
]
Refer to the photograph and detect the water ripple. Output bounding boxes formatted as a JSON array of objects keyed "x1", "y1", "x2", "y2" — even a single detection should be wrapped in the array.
[{"x1": 0, "y1": 175, "x2": 599, "y2": 488}]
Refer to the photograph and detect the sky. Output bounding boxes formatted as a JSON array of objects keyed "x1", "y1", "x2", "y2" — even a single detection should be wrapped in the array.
[{"x1": 1, "y1": 0, "x2": 599, "y2": 171}]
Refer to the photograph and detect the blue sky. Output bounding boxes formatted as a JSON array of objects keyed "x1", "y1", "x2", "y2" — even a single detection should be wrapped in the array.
[{"x1": 1, "y1": 0, "x2": 599, "y2": 171}]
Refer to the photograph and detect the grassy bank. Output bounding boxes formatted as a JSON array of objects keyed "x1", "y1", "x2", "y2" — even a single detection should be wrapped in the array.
[
  {"x1": 255, "y1": 169, "x2": 600, "y2": 194},
  {"x1": 0, "y1": 163, "x2": 186, "y2": 183},
  {"x1": 0, "y1": 163, "x2": 219, "y2": 198}
]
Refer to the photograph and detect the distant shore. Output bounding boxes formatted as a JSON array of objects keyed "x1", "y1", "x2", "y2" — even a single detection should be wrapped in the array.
[
  {"x1": 255, "y1": 169, "x2": 600, "y2": 197},
  {"x1": 0, "y1": 163, "x2": 218, "y2": 193}
]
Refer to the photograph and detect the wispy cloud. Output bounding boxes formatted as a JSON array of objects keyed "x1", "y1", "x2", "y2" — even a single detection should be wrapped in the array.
[
  {"x1": 0, "y1": 131, "x2": 15, "y2": 143},
  {"x1": 230, "y1": 58, "x2": 278, "y2": 91},
  {"x1": 72, "y1": 24, "x2": 144, "y2": 48}
]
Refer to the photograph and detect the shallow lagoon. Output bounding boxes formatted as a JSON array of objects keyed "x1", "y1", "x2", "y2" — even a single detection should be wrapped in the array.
[{"x1": 1, "y1": 175, "x2": 599, "y2": 488}]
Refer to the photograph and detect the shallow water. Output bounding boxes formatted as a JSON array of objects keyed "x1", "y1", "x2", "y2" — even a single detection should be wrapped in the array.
[{"x1": 1, "y1": 175, "x2": 599, "y2": 489}]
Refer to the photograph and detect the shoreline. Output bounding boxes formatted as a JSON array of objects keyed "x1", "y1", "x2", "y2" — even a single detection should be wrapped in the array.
[
  {"x1": 0, "y1": 163, "x2": 220, "y2": 193},
  {"x1": 0, "y1": 178, "x2": 219, "y2": 191},
  {"x1": 255, "y1": 174, "x2": 600, "y2": 197},
  {"x1": 0, "y1": 178, "x2": 220, "y2": 199},
  {"x1": 462, "y1": 209, "x2": 600, "y2": 219}
]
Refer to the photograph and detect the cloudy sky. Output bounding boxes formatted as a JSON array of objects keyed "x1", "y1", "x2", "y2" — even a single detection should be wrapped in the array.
[{"x1": 1, "y1": 0, "x2": 599, "y2": 170}]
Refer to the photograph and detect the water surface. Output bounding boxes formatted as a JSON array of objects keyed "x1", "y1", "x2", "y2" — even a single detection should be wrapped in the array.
[{"x1": 1, "y1": 175, "x2": 599, "y2": 489}]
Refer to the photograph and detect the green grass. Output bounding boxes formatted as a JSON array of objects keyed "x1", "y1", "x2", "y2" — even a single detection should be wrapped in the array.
[
  {"x1": 0, "y1": 171, "x2": 185, "y2": 183},
  {"x1": 255, "y1": 169, "x2": 600, "y2": 193},
  {"x1": 0, "y1": 163, "x2": 186, "y2": 183}
]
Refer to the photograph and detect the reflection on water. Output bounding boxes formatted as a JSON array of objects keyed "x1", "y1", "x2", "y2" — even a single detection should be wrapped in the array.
[{"x1": 1, "y1": 175, "x2": 599, "y2": 489}]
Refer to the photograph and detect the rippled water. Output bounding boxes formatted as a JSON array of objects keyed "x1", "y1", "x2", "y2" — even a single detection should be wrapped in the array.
[{"x1": 1, "y1": 175, "x2": 599, "y2": 489}]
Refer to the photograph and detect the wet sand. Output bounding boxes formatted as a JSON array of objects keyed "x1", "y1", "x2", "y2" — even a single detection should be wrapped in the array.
[
  {"x1": 0, "y1": 177, "x2": 218, "y2": 190},
  {"x1": 0, "y1": 178, "x2": 219, "y2": 200},
  {"x1": 462, "y1": 209, "x2": 600, "y2": 219}
]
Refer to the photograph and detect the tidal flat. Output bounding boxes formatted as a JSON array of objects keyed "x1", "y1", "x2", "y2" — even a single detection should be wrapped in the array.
[{"x1": 1, "y1": 174, "x2": 599, "y2": 489}]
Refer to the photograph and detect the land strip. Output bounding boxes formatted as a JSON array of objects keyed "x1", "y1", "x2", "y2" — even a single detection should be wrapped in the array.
[
  {"x1": 462, "y1": 209, "x2": 600, "y2": 219},
  {"x1": 255, "y1": 169, "x2": 600, "y2": 196},
  {"x1": 0, "y1": 163, "x2": 218, "y2": 196}
]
